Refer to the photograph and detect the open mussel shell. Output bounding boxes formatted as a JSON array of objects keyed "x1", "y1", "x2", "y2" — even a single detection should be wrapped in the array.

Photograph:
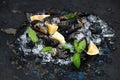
[
  {"x1": 43, "y1": 38, "x2": 59, "y2": 47},
  {"x1": 30, "y1": 20, "x2": 48, "y2": 34}
]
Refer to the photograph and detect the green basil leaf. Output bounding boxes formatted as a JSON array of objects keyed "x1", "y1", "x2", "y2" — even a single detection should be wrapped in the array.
[
  {"x1": 77, "y1": 39, "x2": 86, "y2": 53},
  {"x1": 74, "y1": 40, "x2": 79, "y2": 52},
  {"x1": 41, "y1": 46, "x2": 53, "y2": 52},
  {"x1": 64, "y1": 12, "x2": 76, "y2": 19},
  {"x1": 72, "y1": 53, "x2": 81, "y2": 69},
  {"x1": 27, "y1": 27, "x2": 38, "y2": 42},
  {"x1": 62, "y1": 45, "x2": 73, "y2": 51}
]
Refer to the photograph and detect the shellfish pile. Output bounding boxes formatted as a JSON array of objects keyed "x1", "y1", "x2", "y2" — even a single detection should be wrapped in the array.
[{"x1": 15, "y1": 10, "x2": 115, "y2": 68}]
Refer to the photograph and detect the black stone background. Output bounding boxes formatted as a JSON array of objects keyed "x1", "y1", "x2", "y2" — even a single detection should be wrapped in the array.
[{"x1": 0, "y1": 0, "x2": 120, "y2": 80}]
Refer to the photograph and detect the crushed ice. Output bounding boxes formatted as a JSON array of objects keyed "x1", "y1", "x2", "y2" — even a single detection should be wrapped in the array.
[{"x1": 17, "y1": 14, "x2": 115, "y2": 65}]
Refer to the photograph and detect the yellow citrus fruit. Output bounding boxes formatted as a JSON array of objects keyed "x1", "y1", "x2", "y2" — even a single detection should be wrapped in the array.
[
  {"x1": 52, "y1": 31, "x2": 66, "y2": 44},
  {"x1": 46, "y1": 23, "x2": 58, "y2": 35},
  {"x1": 87, "y1": 40, "x2": 99, "y2": 55},
  {"x1": 30, "y1": 15, "x2": 50, "y2": 21}
]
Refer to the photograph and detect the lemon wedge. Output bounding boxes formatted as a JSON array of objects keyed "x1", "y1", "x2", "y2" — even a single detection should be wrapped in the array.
[
  {"x1": 30, "y1": 15, "x2": 50, "y2": 21},
  {"x1": 46, "y1": 23, "x2": 58, "y2": 34},
  {"x1": 87, "y1": 40, "x2": 99, "y2": 55},
  {"x1": 52, "y1": 31, "x2": 66, "y2": 44}
]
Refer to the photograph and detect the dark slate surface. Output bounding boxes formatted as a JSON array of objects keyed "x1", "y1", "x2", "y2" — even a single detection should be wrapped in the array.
[{"x1": 0, "y1": 0, "x2": 120, "y2": 80}]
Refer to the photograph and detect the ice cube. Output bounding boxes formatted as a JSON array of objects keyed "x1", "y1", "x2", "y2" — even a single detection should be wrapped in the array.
[
  {"x1": 52, "y1": 17, "x2": 60, "y2": 24},
  {"x1": 42, "y1": 53, "x2": 52, "y2": 63},
  {"x1": 82, "y1": 18, "x2": 87, "y2": 23},
  {"x1": 75, "y1": 33, "x2": 85, "y2": 41},
  {"x1": 92, "y1": 35, "x2": 102, "y2": 45},
  {"x1": 38, "y1": 45, "x2": 43, "y2": 51},
  {"x1": 102, "y1": 28, "x2": 115, "y2": 38},
  {"x1": 84, "y1": 21, "x2": 91, "y2": 29},
  {"x1": 93, "y1": 37, "x2": 102, "y2": 45},
  {"x1": 87, "y1": 15, "x2": 97, "y2": 22}
]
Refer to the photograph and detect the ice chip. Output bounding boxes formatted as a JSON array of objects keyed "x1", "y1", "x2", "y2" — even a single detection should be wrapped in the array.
[
  {"x1": 38, "y1": 45, "x2": 43, "y2": 51},
  {"x1": 42, "y1": 53, "x2": 52, "y2": 63},
  {"x1": 84, "y1": 21, "x2": 91, "y2": 29},
  {"x1": 102, "y1": 28, "x2": 115, "y2": 38},
  {"x1": 87, "y1": 15, "x2": 97, "y2": 22},
  {"x1": 52, "y1": 17, "x2": 60, "y2": 24},
  {"x1": 92, "y1": 35, "x2": 102, "y2": 45},
  {"x1": 75, "y1": 33, "x2": 85, "y2": 41}
]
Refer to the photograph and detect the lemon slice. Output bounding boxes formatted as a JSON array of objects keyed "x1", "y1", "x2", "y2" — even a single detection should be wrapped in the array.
[
  {"x1": 46, "y1": 23, "x2": 58, "y2": 34},
  {"x1": 30, "y1": 15, "x2": 50, "y2": 21},
  {"x1": 87, "y1": 40, "x2": 99, "y2": 55},
  {"x1": 52, "y1": 31, "x2": 66, "y2": 44}
]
